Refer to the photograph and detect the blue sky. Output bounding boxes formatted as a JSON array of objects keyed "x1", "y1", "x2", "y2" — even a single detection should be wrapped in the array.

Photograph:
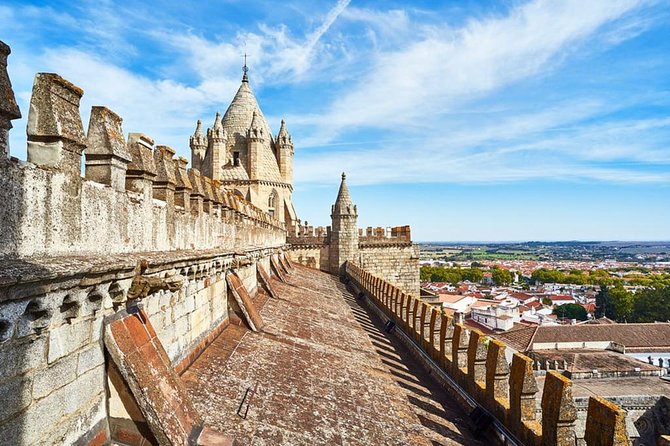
[{"x1": 1, "y1": 0, "x2": 669, "y2": 241}]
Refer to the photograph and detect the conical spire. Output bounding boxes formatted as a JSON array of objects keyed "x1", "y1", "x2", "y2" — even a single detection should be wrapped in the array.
[
  {"x1": 333, "y1": 172, "x2": 356, "y2": 215},
  {"x1": 190, "y1": 119, "x2": 206, "y2": 147},
  {"x1": 207, "y1": 111, "x2": 227, "y2": 142},
  {"x1": 213, "y1": 112, "x2": 223, "y2": 131},
  {"x1": 248, "y1": 110, "x2": 264, "y2": 140},
  {"x1": 277, "y1": 118, "x2": 292, "y2": 145}
]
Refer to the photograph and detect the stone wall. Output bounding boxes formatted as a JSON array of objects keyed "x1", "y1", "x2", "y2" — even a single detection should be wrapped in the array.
[
  {"x1": 0, "y1": 41, "x2": 288, "y2": 445},
  {"x1": 358, "y1": 244, "x2": 420, "y2": 297},
  {"x1": 288, "y1": 224, "x2": 420, "y2": 296},
  {"x1": 344, "y1": 262, "x2": 656, "y2": 446},
  {"x1": 0, "y1": 245, "x2": 276, "y2": 445},
  {"x1": 285, "y1": 245, "x2": 330, "y2": 271}
]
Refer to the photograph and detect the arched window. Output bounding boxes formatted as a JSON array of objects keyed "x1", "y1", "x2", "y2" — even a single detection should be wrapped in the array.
[{"x1": 268, "y1": 190, "x2": 279, "y2": 218}]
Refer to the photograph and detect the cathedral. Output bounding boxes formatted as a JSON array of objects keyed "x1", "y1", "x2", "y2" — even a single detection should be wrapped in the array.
[{"x1": 189, "y1": 66, "x2": 298, "y2": 227}]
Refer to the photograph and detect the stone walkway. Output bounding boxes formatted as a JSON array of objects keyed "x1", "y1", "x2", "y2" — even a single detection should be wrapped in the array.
[{"x1": 182, "y1": 265, "x2": 482, "y2": 445}]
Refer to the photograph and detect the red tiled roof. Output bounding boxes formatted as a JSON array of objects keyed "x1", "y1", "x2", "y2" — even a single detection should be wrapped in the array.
[
  {"x1": 494, "y1": 326, "x2": 538, "y2": 351},
  {"x1": 581, "y1": 303, "x2": 596, "y2": 313},
  {"x1": 496, "y1": 322, "x2": 670, "y2": 352},
  {"x1": 549, "y1": 295, "x2": 574, "y2": 301}
]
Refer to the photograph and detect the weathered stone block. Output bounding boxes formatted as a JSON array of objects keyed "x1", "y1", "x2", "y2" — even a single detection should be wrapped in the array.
[
  {"x1": 584, "y1": 396, "x2": 630, "y2": 446},
  {"x1": 33, "y1": 351, "x2": 78, "y2": 399},
  {"x1": 48, "y1": 319, "x2": 92, "y2": 363},
  {"x1": 485, "y1": 339, "x2": 510, "y2": 405},
  {"x1": 541, "y1": 371, "x2": 577, "y2": 446},
  {"x1": 85, "y1": 106, "x2": 131, "y2": 191},
  {"x1": 27, "y1": 73, "x2": 86, "y2": 173},
  {"x1": 0, "y1": 337, "x2": 47, "y2": 380},
  {"x1": 0, "y1": 375, "x2": 32, "y2": 423},
  {"x1": 125, "y1": 133, "x2": 157, "y2": 195},
  {"x1": 78, "y1": 345, "x2": 105, "y2": 375},
  {"x1": 509, "y1": 352, "x2": 539, "y2": 430},
  {"x1": 467, "y1": 329, "x2": 488, "y2": 395}
]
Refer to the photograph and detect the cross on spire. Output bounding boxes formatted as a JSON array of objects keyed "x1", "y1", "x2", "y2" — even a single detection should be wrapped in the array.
[{"x1": 242, "y1": 52, "x2": 249, "y2": 82}]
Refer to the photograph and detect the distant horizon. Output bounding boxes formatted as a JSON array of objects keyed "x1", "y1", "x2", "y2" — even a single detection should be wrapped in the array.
[{"x1": 417, "y1": 240, "x2": 670, "y2": 244}]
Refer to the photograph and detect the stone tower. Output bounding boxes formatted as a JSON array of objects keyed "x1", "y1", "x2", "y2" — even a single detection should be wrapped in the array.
[
  {"x1": 329, "y1": 172, "x2": 359, "y2": 275},
  {"x1": 205, "y1": 112, "x2": 227, "y2": 178},
  {"x1": 247, "y1": 110, "x2": 264, "y2": 180},
  {"x1": 188, "y1": 66, "x2": 298, "y2": 226},
  {"x1": 189, "y1": 120, "x2": 206, "y2": 171},
  {"x1": 276, "y1": 119, "x2": 293, "y2": 185}
]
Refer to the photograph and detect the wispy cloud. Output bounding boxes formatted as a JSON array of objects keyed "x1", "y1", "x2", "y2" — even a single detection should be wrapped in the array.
[
  {"x1": 3, "y1": 0, "x2": 669, "y2": 191},
  {"x1": 297, "y1": 0, "x2": 650, "y2": 142}
]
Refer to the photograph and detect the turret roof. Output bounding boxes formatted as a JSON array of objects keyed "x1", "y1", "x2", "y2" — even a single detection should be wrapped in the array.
[
  {"x1": 333, "y1": 172, "x2": 356, "y2": 215},
  {"x1": 221, "y1": 76, "x2": 282, "y2": 181},
  {"x1": 277, "y1": 119, "x2": 292, "y2": 145}
]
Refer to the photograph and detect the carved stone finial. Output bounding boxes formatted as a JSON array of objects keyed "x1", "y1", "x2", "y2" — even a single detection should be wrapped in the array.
[
  {"x1": 27, "y1": 73, "x2": 86, "y2": 174},
  {"x1": 85, "y1": 106, "x2": 131, "y2": 191},
  {"x1": 125, "y1": 133, "x2": 157, "y2": 195}
]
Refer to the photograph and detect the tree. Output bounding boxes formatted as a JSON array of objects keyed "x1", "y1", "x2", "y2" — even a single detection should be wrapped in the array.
[
  {"x1": 595, "y1": 286, "x2": 614, "y2": 319},
  {"x1": 631, "y1": 286, "x2": 670, "y2": 322},
  {"x1": 461, "y1": 268, "x2": 483, "y2": 283},
  {"x1": 608, "y1": 286, "x2": 634, "y2": 322},
  {"x1": 491, "y1": 268, "x2": 512, "y2": 286},
  {"x1": 553, "y1": 303, "x2": 588, "y2": 321}
]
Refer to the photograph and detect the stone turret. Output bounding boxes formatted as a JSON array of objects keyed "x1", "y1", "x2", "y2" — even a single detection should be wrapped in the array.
[
  {"x1": 189, "y1": 120, "x2": 207, "y2": 171},
  {"x1": 247, "y1": 110, "x2": 264, "y2": 180},
  {"x1": 184, "y1": 63, "x2": 298, "y2": 226},
  {"x1": 276, "y1": 119, "x2": 293, "y2": 186},
  {"x1": 206, "y1": 112, "x2": 226, "y2": 177},
  {"x1": 329, "y1": 172, "x2": 359, "y2": 275}
]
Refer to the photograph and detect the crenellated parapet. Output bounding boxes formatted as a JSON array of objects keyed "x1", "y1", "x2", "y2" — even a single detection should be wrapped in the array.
[
  {"x1": 0, "y1": 42, "x2": 285, "y2": 259},
  {"x1": 358, "y1": 225, "x2": 412, "y2": 247},
  {"x1": 287, "y1": 221, "x2": 329, "y2": 246},
  {"x1": 344, "y1": 262, "x2": 650, "y2": 445}
]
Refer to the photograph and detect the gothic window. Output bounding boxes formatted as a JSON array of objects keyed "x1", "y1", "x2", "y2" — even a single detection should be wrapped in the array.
[{"x1": 233, "y1": 151, "x2": 240, "y2": 166}]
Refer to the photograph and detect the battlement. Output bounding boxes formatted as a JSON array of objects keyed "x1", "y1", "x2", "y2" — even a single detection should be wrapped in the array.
[
  {"x1": 0, "y1": 45, "x2": 285, "y2": 259},
  {"x1": 287, "y1": 221, "x2": 329, "y2": 245},
  {"x1": 359, "y1": 225, "x2": 412, "y2": 246},
  {"x1": 344, "y1": 262, "x2": 669, "y2": 445}
]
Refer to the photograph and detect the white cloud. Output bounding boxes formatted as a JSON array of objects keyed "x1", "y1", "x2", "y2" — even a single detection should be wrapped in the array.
[{"x1": 296, "y1": 0, "x2": 648, "y2": 142}]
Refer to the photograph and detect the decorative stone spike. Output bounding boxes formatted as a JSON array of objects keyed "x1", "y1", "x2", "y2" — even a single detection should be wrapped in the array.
[
  {"x1": 452, "y1": 324, "x2": 469, "y2": 375},
  {"x1": 509, "y1": 353, "x2": 539, "y2": 425},
  {"x1": 173, "y1": 157, "x2": 192, "y2": 211},
  {"x1": 467, "y1": 330, "x2": 488, "y2": 393},
  {"x1": 187, "y1": 168, "x2": 204, "y2": 215},
  {"x1": 541, "y1": 371, "x2": 577, "y2": 446},
  {"x1": 485, "y1": 340, "x2": 510, "y2": 407},
  {"x1": 27, "y1": 73, "x2": 86, "y2": 175},
  {"x1": 200, "y1": 176, "x2": 215, "y2": 213},
  {"x1": 0, "y1": 41, "x2": 21, "y2": 158},
  {"x1": 85, "y1": 106, "x2": 132, "y2": 191},
  {"x1": 152, "y1": 145, "x2": 176, "y2": 203},
  {"x1": 125, "y1": 133, "x2": 157, "y2": 196},
  {"x1": 584, "y1": 396, "x2": 630, "y2": 446}
]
